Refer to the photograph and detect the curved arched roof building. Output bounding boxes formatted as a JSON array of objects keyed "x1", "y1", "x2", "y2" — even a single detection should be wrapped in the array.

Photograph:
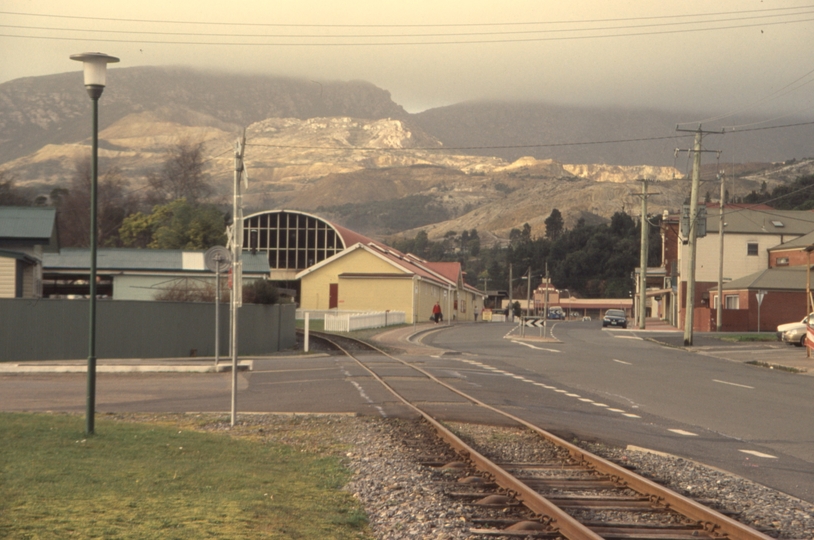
[
  {"x1": 242, "y1": 209, "x2": 486, "y2": 321},
  {"x1": 242, "y1": 209, "x2": 378, "y2": 281}
]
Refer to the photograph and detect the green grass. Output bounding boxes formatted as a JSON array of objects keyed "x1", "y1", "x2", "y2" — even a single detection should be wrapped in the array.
[
  {"x1": 719, "y1": 333, "x2": 778, "y2": 342},
  {"x1": 0, "y1": 413, "x2": 370, "y2": 539}
]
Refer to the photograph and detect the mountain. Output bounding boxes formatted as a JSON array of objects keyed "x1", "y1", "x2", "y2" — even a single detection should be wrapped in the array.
[
  {"x1": 412, "y1": 101, "x2": 814, "y2": 166},
  {"x1": 1, "y1": 67, "x2": 813, "y2": 244},
  {"x1": 0, "y1": 66, "x2": 408, "y2": 165}
]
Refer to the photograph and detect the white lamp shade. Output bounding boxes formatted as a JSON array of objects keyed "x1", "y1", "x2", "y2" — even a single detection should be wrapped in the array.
[{"x1": 70, "y1": 53, "x2": 120, "y2": 87}]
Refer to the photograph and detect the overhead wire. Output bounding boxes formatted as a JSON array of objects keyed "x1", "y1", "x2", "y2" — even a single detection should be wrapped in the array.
[
  {"x1": 2, "y1": 9, "x2": 813, "y2": 39},
  {"x1": 2, "y1": 5, "x2": 812, "y2": 28},
  {"x1": 0, "y1": 11, "x2": 812, "y2": 45}
]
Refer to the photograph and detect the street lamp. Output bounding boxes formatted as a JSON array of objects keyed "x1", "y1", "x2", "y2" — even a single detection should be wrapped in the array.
[
  {"x1": 70, "y1": 52, "x2": 119, "y2": 435},
  {"x1": 561, "y1": 288, "x2": 571, "y2": 319}
]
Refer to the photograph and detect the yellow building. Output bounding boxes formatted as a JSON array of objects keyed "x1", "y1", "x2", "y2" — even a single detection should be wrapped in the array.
[{"x1": 296, "y1": 242, "x2": 485, "y2": 323}]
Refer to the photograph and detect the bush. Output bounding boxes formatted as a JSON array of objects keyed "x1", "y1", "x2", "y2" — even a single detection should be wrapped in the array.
[{"x1": 243, "y1": 279, "x2": 279, "y2": 304}]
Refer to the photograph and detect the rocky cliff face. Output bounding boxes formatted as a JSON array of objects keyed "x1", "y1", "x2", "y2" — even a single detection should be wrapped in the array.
[{"x1": 0, "y1": 67, "x2": 808, "y2": 243}]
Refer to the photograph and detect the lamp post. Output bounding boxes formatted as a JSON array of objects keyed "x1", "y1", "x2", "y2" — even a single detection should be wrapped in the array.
[
  {"x1": 561, "y1": 289, "x2": 571, "y2": 319},
  {"x1": 70, "y1": 52, "x2": 119, "y2": 435}
]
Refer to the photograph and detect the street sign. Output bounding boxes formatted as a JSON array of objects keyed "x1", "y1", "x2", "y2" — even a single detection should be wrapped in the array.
[
  {"x1": 524, "y1": 317, "x2": 546, "y2": 328},
  {"x1": 756, "y1": 290, "x2": 766, "y2": 306}
]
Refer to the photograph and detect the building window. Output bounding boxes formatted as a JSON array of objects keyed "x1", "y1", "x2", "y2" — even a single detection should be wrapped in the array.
[
  {"x1": 725, "y1": 295, "x2": 739, "y2": 309},
  {"x1": 776, "y1": 257, "x2": 789, "y2": 266},
  {"x1": 747, "y1": 243, "x2": 758, "y2": 256}
]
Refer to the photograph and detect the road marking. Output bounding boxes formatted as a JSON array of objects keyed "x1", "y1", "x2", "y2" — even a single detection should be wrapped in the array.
[
  {"x1": 623, "y1": 413, "x2": 641, "y2": 418},
  {"x1": 510, "y1": 340, "x2": 561, "y2": 353},
  {"x1": 578, "y1": 398, "x2": 594, "y2": 402},
  {"x1": 607, "y1": 408, "x2": 625, "y2": 413},
  {"x1": 534, "y1": 383, "x2": 556, "y2": 389},
  {"x1": 592, "y1": 403, "x2": 608, "y2": 407},
  {"x1": 555, "y1": 389, "x2": 568, "y2": 393},
  {"x1": 565, "y1": 393, "x2": 580, "y2": 397},
  {"x1": 668, "y1": 429, "x2": 698, "y2": 436},
  {"x1": 613, "y1": 359, "x2": 632, "y2": 365},
  {"x1": 739, "y1": 450, "x2": 778, "y2": 459},
  {"x1": 615, "y1": 336, "x2": 643, "y2": 340},
  {"x1": 713, "y1": 379, "x2": 754, "y2": 389}
]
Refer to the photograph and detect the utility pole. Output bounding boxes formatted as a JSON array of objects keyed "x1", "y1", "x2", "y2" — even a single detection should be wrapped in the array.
[
  {"x1": 508, "y1": 263, "x2": 513, "y2": 322},
  {"x1": 543, "y1": 262, "x2": 550, "y2": 337},
  {"x1": 716, "y1": 170, "x2": 725, "y2": 332},
  {"x1": 635, "y1": 179, "x2": 658, "y2": 330},
  {"x1": 676, "y1": 126, "x2": 723, "y2": 346},
  {"x1": 230, "y1": 131, "x2": 247, "y2": 427}
]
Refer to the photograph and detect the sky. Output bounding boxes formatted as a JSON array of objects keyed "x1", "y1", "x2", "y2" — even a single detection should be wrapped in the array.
[{"x1": 1, "y1": 0, "x2": 813, "y2": 124}]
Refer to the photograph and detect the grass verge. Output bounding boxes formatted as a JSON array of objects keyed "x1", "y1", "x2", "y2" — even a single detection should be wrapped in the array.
[
  {"x1": 719, "y1": 333, "x2": 777, "y2": 342},
  {"x1": 0, "y1": 413, "x2": 370, "y2": 539}
]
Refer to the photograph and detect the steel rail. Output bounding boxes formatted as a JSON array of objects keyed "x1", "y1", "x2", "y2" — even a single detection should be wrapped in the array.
[
  {"x1": 315, "y1": 332, "x2": 603, "y2": 540},
  {"x1": 309, "y1": 330, "x2": 775, "y2": 540}
]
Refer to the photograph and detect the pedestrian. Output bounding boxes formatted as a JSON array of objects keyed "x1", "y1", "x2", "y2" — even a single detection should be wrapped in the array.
[
  {"x1": 432, "y1": 301, "x2": 442, "y2": 324},
  {"x1": 474, "y1": 307, "x2": 479, "y2": 322}
]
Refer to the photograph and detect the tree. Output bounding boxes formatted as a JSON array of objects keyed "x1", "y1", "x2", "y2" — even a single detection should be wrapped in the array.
[
  {"x1": 147, "y1": 139, "x2": 213, "y2": 205},
  {"x1": 119, "y1": 198, "x2": 227, "y2": 250},
  {"x1": 0, "y1": 171, "x2": 32, "y2": 206},
  {"x1": 55, "y1": 158, "x2": 139, "y2": 247},
  {"x1": 544, "y1": 208, "x2": 564, "y2": 240}
]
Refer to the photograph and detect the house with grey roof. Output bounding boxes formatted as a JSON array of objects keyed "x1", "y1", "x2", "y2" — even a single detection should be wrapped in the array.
[
  {"x1": 674, "y1": 207, "x2": 814, "y2": 331},
  {"x1": 43, "y1": 248, "x2": 270, "y2": 301},
  {"x1": 0, "y1": 206, "x2": 58, "y2": 298}
]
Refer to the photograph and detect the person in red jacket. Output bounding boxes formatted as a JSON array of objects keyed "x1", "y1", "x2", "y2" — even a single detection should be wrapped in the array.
[{"x1": 432, "y1": 301, "x2": 442, "y2": 324}]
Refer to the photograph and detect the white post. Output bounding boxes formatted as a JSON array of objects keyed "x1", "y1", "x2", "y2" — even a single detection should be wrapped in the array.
[{"x1": 304, "y1": 312, "x2": 310, "y2": 353}]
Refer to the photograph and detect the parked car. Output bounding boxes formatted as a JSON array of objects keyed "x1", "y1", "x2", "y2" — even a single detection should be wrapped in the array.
[
  {"x1": 602, "y1": 309, "x2": 628, "y2": 329},
  {"x1": 776, "y1": 313, "x2": 814, "y2": 346}
]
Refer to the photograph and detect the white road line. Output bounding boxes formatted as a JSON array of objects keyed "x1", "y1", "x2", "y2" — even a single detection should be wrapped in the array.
[
  {"x1": 510, "y1": 340, "x2": 561, "y2": 353},
  {"x1": 555, "y1": 389, "x2": 568, "y2": 393},
  {"x1": 578, "y1": 398, "x2": 594, "y2": 402},
  {"x1": 713, "y1": 379, "x2": 755, "y2": 389},
  {"x1": 607, "y1": 408, "x2": 625, "y2": 413},
  {"x1": 668, "y1": 429, "x2": 698, "y2": 436},
  {"x1": 613, "y1": 359, "x2": 632, "y2": 365},
  {"x1": 623, "y1": 413, "x2": 641, "y2": 418},
  {"x1": 739, "y1": 450, "x2": 778, "y2": 459},
  {"x1": 592, "y1": 403, "x2": 608, "y2": 407},
  {"x1": 565, "y1": 393, "x2": 580, "y2": 397},
  {"x1": 615, "y1": 336, "x2": 643, "y2": 340}
]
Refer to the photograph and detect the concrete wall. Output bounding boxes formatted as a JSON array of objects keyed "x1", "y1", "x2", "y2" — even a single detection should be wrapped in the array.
[{"x1": 0, "y1": 298, "x2": 296, "y2": 361}]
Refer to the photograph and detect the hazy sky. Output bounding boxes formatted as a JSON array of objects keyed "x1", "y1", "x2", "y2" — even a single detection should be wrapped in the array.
[{"x1": 2, "y1": 0, "x2": 813, "y2": 122}]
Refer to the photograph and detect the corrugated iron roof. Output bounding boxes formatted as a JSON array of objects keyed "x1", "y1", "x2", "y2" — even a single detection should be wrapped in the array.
[
  {"x1": 707, "y1": 209, "x2": 814, "y2": 236},
  {"x1": 0, "y1": 206, "x2": 56, "y2": 240},
  {"x1": 723, "y1": 265, "x2": 808, "y2": 291},
  {"x1": 44, "y1": 248, "x2": 270, "y2": 274}
]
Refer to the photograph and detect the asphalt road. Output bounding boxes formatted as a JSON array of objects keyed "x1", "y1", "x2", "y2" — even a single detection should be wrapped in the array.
[
  {"x1": 419, "y1": 320, "x2": 814, "y2": 503},
  {"x1": 2, "y1": 319, "x2": 812, "y2": 503}
]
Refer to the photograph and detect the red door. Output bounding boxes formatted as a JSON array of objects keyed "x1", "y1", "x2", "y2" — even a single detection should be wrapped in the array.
[{"x1": 329, "y1": 283, "x2": 338, "y2": 309}]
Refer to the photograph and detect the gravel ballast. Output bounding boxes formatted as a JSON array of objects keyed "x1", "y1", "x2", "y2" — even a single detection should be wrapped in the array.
[
  {"x1": 122, "y1": 413, "x2": 814, "y2": 539},
  {"x1": 180, "y1": 415, "x2": 814, "y2": 540}
]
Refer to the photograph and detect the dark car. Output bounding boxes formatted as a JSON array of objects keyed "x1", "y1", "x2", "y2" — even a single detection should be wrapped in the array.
[{"x1": 602, "y1": 309, "x2": 627, "y2": 329}]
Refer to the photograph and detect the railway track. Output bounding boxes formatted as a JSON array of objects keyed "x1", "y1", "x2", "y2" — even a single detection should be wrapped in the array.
[{"x1": 305, "y1": 329, "x2": 775, "y2": 540}]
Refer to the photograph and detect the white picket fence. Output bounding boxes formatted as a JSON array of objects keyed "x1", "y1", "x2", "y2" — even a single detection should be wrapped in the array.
[
  {"x1": 324, "y1": 311, "x2": 406, "y2": 332},
  {"x1": 296, "y1": 309, "x2": 367, "y2": 320}
]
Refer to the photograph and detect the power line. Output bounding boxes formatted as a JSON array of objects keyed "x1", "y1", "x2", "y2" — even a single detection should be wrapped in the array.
[
  {"x1": 3, "y1": 10, "x2": 813, "y2": 39},
  {"x1": 1, "y1": 15, "x2": 812, "y2": 46},
  {"x1": 2, "y1": 5, "x2": 812, "y2": 28},
  {"x1": 246, "y1": 134, "x2": 690, "y2": 151}
]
